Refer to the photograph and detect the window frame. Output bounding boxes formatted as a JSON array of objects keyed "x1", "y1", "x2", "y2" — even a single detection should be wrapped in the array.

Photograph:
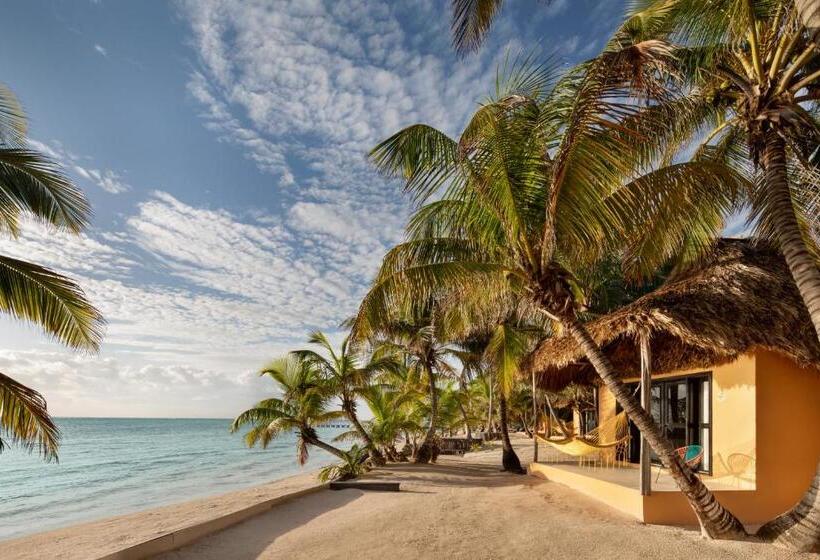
[{"x1": 649, "y1": 372, "x2": 713, "y2": 476}]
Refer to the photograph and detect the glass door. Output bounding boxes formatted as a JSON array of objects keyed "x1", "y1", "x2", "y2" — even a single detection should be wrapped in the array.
[
  {"x1": 649, "y1": 375, "x2": 711, "y2": 473},
  {"x1": 664, "y1": 380, "x2": 688, "y2": 450},
  {"x1": 621, "y1": 375, "x2": 711, "y2": 473}
]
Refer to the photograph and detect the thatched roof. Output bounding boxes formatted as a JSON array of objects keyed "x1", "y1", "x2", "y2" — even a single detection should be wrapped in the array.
[{"x1": 530, "y1": 239, "x2": 820, "y2": 391}]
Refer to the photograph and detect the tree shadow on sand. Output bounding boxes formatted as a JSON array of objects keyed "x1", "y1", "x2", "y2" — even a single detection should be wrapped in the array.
[{"x1": 155, "y1": 489, "x2": 363, "y2": 560}]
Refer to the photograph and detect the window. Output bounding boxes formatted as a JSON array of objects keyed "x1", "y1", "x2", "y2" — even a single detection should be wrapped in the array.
[
  {"x1": 651, "y1": 374, "x2": 712, "y2": 473},
  {"x1": 623, "y1": 373, "x2": 712, "y2": 474}
]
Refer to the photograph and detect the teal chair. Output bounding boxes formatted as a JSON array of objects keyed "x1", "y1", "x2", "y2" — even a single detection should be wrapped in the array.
[{"x1": 656, "y1": 445, "x2": 704, "y2": 482}]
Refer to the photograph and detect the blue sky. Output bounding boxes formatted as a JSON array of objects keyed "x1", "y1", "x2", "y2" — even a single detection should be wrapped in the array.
[{"x1": 0, "y1": 0, "x2": 626, "y2": 418}]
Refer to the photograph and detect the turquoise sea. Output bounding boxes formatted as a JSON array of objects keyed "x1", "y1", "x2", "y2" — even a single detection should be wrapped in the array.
[{"x1": 0, "y1": 418, "x2": 344, "y2": 541}]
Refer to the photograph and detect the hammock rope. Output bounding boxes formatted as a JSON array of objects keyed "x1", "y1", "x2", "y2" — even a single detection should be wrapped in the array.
[{"x1": 536, "y1": 409, "x2": 632, "y2": 468}]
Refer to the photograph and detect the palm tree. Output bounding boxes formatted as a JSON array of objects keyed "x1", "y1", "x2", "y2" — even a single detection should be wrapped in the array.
[
  {"x1": 449, "y1": 354, "x2": 477, "y2": 442},
  {"x1": 434, "y1": 383, "x2": 470, "y2": 436},
  {"x1": 356, "y1": 384, "x2": 418, "y2": 461},
  {"x1": 372, "y1": 312, "x2": 458, "y2": 463},
  {"x1": 318, "y1": 444, "x2": 371, "y2": 482},
  {"x1": 468, "y1": 373, "x2": 495, "y2": 435},
  {"x1": 370, "y1": 354, "x2": 428, "y2": 456},
  {"x1": 607, "y1": 2, "x2": 820, "y2": 548},
  {"x1": 231, "y1": 354, "x2": 347, "y2": 465},
  {"x1": 351, "y1": 58, "x2": 747, "y2": 537},
  {"x1": 609, "y1": 0, "x2": 820, "y2": 341},
  {"x1": 458, "y1": 315, "x2": 542, "y2": 474},
  {"x1": 508, "y1": 384, "x2": 534, "y2": 437},
  {"x1": 293, "y1": 331, "x2": 397, "y2": 465},
  {"x1": 0, "y1": 84, "x2": 104, "y2": 462}
]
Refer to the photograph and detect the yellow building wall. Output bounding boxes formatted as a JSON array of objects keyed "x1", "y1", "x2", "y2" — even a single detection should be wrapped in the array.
[
  {"x1": 597, "y1": 385, "x2": 616, "y2": 426},
  {"x1": 592, "y1": 350, "x2": 819, "y2": 526},
  {"x1": 603, "y1": 356, "x2": 758, "y2": 488},
  {"x1": 709, "y1": 354, "x2": 757, "y2": 486}
]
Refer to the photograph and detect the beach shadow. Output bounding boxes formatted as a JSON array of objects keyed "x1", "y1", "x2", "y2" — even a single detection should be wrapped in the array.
[
  {"x1": 154, "y1": 489, "x2": 362, "y2": 560},
  {"x1": 360, "y1": 458, "x2": 538, "y2": 489}
]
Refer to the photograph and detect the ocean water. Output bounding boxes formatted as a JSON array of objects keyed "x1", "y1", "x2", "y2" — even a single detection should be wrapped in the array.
[{"x1": 0, "y1": 418, "x2": 345, "y2": 541}]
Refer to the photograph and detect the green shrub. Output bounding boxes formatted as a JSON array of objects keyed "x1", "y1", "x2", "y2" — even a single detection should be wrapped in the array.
[{"x1": 317, "y1": 445, "x2": 371, "y2": 482}]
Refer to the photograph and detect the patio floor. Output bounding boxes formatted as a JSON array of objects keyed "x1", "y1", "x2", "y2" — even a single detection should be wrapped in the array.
[{"x1": 535, "y1": 460, "x2": 746, "y2": 492}]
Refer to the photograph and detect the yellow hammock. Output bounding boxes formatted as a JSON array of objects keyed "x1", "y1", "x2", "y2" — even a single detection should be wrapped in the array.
[{"x1": 535, "y1": 411, "x2": 631, "y2": 467}]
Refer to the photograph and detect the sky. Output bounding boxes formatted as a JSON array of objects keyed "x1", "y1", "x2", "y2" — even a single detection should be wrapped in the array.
[{"x1": 0, "y1": 0, "x2": 628, "y2": 418}]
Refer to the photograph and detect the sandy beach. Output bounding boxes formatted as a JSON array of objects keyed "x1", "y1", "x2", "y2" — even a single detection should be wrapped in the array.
[
  {"x1": 153, "y1": 436, "x2": 811, "y2": 560},
  {"x1": 2, "y1": 469, "x2": 324, "y2": 560},
  {"x1": 7, "y1": 434, "x2": 813, "y2": 560}
]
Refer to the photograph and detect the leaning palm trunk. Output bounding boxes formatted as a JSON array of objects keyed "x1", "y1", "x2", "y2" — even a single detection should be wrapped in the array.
[
  {"x1": 755, "y1": 132, "x2": 820, "y2": 551},
  {"x1": 344, "y1": 399, "x2": 385, "y2": 465},
  {"x1": 498, "y1": 394, "x2": 524, "y2": 474},
  {"x1": 302, "y1": 432, "x2": 347, "y2": 461},
  {"x1": 415, "y1": 364, "x2": 438, "y2": 463},
  {"x1": 758, "y1": 463, "x2": 820, "y2": 552},
  {"x1": 562, "y1": 317, "x2": 747, "y2": 539}
]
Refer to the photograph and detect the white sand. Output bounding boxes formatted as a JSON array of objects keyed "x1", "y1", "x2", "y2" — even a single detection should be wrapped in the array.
[
  {"x1": 157, "y1": 436, "x2": 813, "y2": 560},
  {"x1": 6, "y1": 435, "x2": 815, "y2": 560},
  {"x1": 2, "y1": 470, "x2": 323, "y2": 560}
]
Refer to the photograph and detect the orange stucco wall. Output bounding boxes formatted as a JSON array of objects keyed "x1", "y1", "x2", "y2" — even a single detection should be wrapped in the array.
[{"x1": 752, "y1": 349, "x2": 820, "y2": 520}]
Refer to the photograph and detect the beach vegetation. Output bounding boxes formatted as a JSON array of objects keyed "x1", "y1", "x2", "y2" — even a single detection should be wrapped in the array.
[
  {"x1": 231, "y1": 354, "x2": 348, "y2": 465},
  {"x1": 317, "y1": 444, "x2": 371, "y2": 482},
  {"x1": 348, "y1": 53, "x2": 749, "y2": 538}
]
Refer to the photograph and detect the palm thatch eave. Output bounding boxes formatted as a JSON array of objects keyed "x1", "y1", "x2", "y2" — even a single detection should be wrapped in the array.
[{"x1": 529, "y1": 239, "x2": 820, "y2": 391}]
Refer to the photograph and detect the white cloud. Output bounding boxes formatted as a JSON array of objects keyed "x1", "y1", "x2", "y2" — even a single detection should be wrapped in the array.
[
  {"x1": 0, "y1": 349, "x2": 266, "y2": 418},
  {"x1": 0, "y1": 191, "x2": 373, "y2": 415},
  {"x1": 0, "y1": 219, "x2": 135, "y2": 278},
  {"x1": 176, "y1": 0, "x2": 509, "y2": 203},
  {"x1": 94, "y1": 44, "x2": 108, "y2": 57},
  {"x1": 0, "y1": 1, "x2": 546, "y2": 418},
  {"x1": 545, "y1": 0, "x2": 570, "y2": 17},
  {"x1": 73, "y1": 166, "x2": 130, "y2": 194},
  {"x1": 29, "y1": 139, "x2": 130, "y2": 194}
]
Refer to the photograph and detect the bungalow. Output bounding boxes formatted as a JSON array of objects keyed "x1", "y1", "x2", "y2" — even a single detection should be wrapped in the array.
[{"x1": 527, "y1": 239, "x2": 820, "y2": 526}]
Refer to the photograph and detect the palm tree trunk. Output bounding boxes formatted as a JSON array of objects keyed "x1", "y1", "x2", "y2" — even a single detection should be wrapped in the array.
[
  {"x1": 758, "y1": 463, "x2": 820, "y2": 552},
  {"x1": 304, "y1": 434, "x2": 347, "y2": 461},
  {"x1": 415, "y1": 363, "x2": 438, "y2": 463},
  {"x1": 344, "y1": 397, "x2": 385, "y2": 465},
  {"x1": 756, "y1": 131, "x2": 820, "y2": 551},
  {"x1": 562, "y1": 317, "x2": 747, "y2": 539},
  {"x1": 762, "y1": 131, "x2": 820, "y2": 341},
  {"x1": 457, "y1": 399, "x2": 472, "y2": 442},
  {"x1": 498, "y1": 393, "x2": 524, "y2": 474},
  {"x1": 458, "y1": 378, "x2": 472, "y2": 442},
  {"x1": 521, "y1": 412, "x2": 533, "y2": 438},
  {"x1": 487, "y1": 379, "x2": 494, "y2": 438}
]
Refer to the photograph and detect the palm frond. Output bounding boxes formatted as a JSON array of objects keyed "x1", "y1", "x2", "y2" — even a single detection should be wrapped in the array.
[
  {"x1": 606, "y1": 162, "x2": 748, "y2": 278},
  {"x1": 0, "y1": 372, "x2": 59, "y2": 461},
  {"x1": 0, "y1": 148, "x2": 91, "y2": 234},
  {"x1": 369, "y1": 124, "x2": 461, "y2": 205},
  {"x1": 0, "y1": 254, "x2": 104, "y2": 351},
  {"x1": 450, "y1": 0, "x2": 504, "y2": 55},
  {"x1": 331, "y1": 429, "x2": 363, "y2": 443},
  {"x1": 0, "y1": 84, "x2": 27, "y2": 144}
]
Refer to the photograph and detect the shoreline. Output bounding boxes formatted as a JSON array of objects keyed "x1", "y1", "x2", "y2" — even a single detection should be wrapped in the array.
[
  {"x1": 3, "y1": 437, "x2": 808, "y2": 560},
  {"x1": 2, "y1": 469, "x2": 327, "y2": 560}
]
